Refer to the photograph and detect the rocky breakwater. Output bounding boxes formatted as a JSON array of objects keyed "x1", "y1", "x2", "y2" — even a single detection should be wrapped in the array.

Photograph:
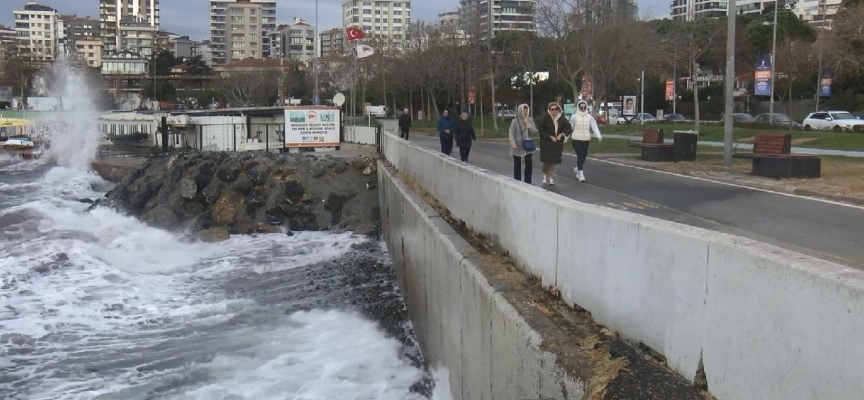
[{"x1": 101, "y1": 152, "x2": 380, "y2": 242}]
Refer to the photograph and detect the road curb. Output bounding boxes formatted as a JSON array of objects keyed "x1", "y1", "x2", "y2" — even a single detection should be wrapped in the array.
[{"x1": 793, "y1": 189, "x2": 864, "y2": 206}]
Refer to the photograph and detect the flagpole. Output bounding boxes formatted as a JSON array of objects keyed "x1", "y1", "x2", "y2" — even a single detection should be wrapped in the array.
[{"x1": 353, "y1": 43, "x2": 358, "y2": 128}]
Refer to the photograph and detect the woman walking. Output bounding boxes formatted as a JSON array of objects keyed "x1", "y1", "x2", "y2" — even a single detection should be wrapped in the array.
[
  {"x1": 454, "y1": 112, "x2": 476, "y2": 162},
  {"x1": 508, "y1": 103, "x2": 537, "y2": 183},
  {"x1": 537, "y1": 102, "x2": 572, "y2": 185},
  {"x1": 437, "y1": 109, "x2": 456, "y2": 155},
  {"x1": 567, "y1": 100, "x2": 603, "y2": 182}
]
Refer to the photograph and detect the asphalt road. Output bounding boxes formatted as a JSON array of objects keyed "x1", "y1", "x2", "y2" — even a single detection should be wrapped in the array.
[{"x1": 407, "y1": 135, "x2": 864, "y2": 270}]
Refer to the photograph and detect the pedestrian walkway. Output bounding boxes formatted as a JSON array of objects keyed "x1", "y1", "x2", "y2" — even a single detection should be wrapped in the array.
[{"x1": 604, "y1": 134, "x2": 864, "y2": 158}]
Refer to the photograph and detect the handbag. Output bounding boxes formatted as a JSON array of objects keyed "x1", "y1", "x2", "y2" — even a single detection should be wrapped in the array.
[{"x1": 521, "y1": 138, "x2": 536, "y2": 152}]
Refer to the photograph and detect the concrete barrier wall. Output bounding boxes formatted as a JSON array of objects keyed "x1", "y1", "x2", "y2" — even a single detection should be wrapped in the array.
[
  {"x1": 381, "y1": 130, "x2": 864, "y2": 400},
  {"x1": 379, "y1": 164, "x2": 583, "y2": 400},
  {"x1": 344, "y1": 126, "x2": 377, "y2": 145}
]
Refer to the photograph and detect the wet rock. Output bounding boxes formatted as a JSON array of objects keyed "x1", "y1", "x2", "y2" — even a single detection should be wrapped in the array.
[
  {"x1": 216, "y1": 164, "x2": 241, "y2": 182},
  {"x1": 100, "y1": 152, "x2": 381, "y2": 237},
  {"x1": 198, "y1": 227, "x2": 230, "y2": 243},
  {"x1": 179, "y1": 178, "x2": 198, "y2": 199}
]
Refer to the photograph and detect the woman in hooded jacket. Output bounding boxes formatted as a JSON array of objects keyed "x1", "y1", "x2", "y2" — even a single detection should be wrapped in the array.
[
  {"x1": 567, "y1": 100, "x2": 603, "y2": 182},
  {"x1": 454, "y1": 112, "x2": 476, "y2": 162},
  {"x1": 508, "y1": 103, "x2": 537, "y2": 183},
  {"x1": 536, "y1": 101, "x2": 572, "y2": 185}
]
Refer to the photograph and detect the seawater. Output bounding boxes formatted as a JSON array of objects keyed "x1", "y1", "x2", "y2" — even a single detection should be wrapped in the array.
[{"x1": 0, "y1": 64, "x2": 450, "y2": 400}]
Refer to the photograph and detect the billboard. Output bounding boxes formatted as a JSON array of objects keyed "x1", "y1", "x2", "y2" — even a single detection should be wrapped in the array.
[
  {"x1": 754, "y1": 55, "x2": 772, "y2": 96},
  {"x1": 284, "y1": 106, "x2": 341, "y2": 148},
  {"x1": 665, "y1": 79, "x2": 675, "y2": 101},
  {"x1": 580, "y1": 74, "x2": 593, "y2": 101},
  {"x1": 819, "y1": 75, "x2": 832, "y2": 97},
  {"x1": 622, "y1": 95, "x2": 637, "y2": 116},
  {"x1": 0, "y1": 87, "x2": 12, "y2": 103}
]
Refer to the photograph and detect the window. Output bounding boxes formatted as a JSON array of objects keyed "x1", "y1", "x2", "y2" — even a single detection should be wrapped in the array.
[
  {"x1": 232, "y1": 8, "x2": 244, "y2": 14},
  {"x1": 375, "y1": 18, "x2": 380, "y2": 23},
  {"x1": 231, "y1": 16, "x2": 244, "y2": 23},
  {"x1": 393, "y1": 18, "x2": 401, "y2": 23},
  {"x1": 231, "y1": 24, "x2": 244, "y2": 30},
  {"x1": 232, "y1": 50, "x2": 243, "y2": 57},
  {"x1": 250, "y1": 33, "x2": 257, "y2": 40},
  {"x1": 249, "y1": 8, "x2": 257, "y2": 14},
  {"x1": 232, "y1": 41, "x2": 244, "y2": 48},
  {"x1": 363, "y1": 17, "x2": 372, "y2": 22},
  {"x1": 363, "y1": 9, "x2": 371, "y2": 14}
]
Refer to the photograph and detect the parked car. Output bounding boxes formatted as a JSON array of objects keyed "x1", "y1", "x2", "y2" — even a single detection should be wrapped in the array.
[
  {"x1": 754, "y1": 113, "x2": 801, "y2": 129},
  {"x1": 802, "y1": 111, "x2": 864, "y2": 132},
  {"x1": 498, "y1": 109, "x2": 516, "y2": 118},
  {"x1": 733, "y1": 113, "x2": 755, "y2": 123},
  {"x1": 663, "y1": 114, "x2": 688, "y2": 122},
  {"x1": 615, "y1": 113, "x2": 656, "y2": 124}
]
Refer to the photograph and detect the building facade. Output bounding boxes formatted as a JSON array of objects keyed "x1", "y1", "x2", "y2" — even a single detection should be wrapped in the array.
[
  {"x1": 195, "y1": 40, "x2": 214, "y2": 65},
  {"x1": 0, "y1": 25, "x2": 16, "y2": 77},
  {"x1": 58, "y1": 15, "x2": 100, "y2": 56},
  {"x1": 210, "y1": 0, "x2": 277, "y2": 65},
  {"x1": 13, "y1": 1, "x2": 60, "y2": 62},
  {"x1": 118, "y1": 19, "x2": 159, "y2": 57},
  {"x1": 101, "y1": 49, "x2": 148, "y2": 75},
  {"x1": 170, "y1": 35, "x2": 195, "y2": 58},
  {"x1": 75, "y1": 38, "x2": 104, "y2": 67},
  {"x1": 459, "y1": 0, "x2": 535, "y2": 41},
  {"x1": 268, "y1": 24, "x2": 288, "y2": 58},
  {"x1": 438, "y1": 11, "x2": 468, "y2": 44},
  {"x1": 342, "y1": 0, "x2": 410, "y2": 49},
  {"x1": 224, "y1": 1, "x2": 264, "y2": 62},
  {"x1": 319, "y1": 27, "x2": 345, "y2": 57},
  {"x1": 99, "y1": 0, "x2": 160, "y2": 54},
  {"x1": 794, "y1": 0, "x2": 841, "y2": 27},
  {"x1": 281, "y1": 18, "x2": 315, "y2": 63}
]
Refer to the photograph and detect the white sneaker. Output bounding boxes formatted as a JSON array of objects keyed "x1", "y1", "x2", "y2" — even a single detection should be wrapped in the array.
[
  {"x1": 577, "y1": 170, "x2": 586, "y2": 182},
  {"x1": 549, "y1": 177, "x2": 555, "y2": 186},
  {"x1": 573, "y1": 167, "x2": 579, "y2": 176},
  {"x1": 542, "y1": 175, "x2": 548, "y2": 185}
]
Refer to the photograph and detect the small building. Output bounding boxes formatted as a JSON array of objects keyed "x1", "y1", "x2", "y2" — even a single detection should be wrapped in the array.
[
  {"x1": 213, "y1": 58, "x2": 293, "y2": 77},
  {"x1": 101, "y1": 50, "x2": 148, "y2": 75},
  {"x1": 169, "y1": 35, "x2": 194, "y2": 58},
  {"x1": 74, "y1": 38, "x2": 103, "y2": 68}
]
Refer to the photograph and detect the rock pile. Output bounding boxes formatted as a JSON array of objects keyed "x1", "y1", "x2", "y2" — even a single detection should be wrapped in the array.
[{"x1": 100, "y1": 152, "x2": 380, "y2": 241}]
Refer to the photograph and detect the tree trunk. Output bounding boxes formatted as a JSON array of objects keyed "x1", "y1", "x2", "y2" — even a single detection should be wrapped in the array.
[
  {"x1": 420, "y1": 85, "x2": 425, "y2": 120},
  {"x1": 491, "y1": 73, "x2": 498, "y2": 131}
]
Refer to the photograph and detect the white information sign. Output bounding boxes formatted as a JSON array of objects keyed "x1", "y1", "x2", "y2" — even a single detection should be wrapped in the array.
[{"x1": 284, "y1": 106, "x2": 341, "y2": 148}]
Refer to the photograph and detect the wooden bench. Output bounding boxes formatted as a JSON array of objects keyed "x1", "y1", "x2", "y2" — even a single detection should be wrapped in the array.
[
  {"x1": 627, "y1": 129, "x2": 674, "y2": 161},
  {"x1": 733, "y1": 134, "x2": 821, "y2": 178}
]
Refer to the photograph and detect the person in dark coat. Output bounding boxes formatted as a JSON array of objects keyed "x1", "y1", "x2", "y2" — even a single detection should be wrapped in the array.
[
  {"x1": 436, "y1": 109, "x2": 456, "y2": 155},
  {"x1": 398, "y1": 108, "x2": 411, "y2": 140},
  {"x1": 454, "y1": 112, "x2": 476, "y2": 162},
  {"x1": 536, "y1": 101, "x2": 572, "y2": 185}
]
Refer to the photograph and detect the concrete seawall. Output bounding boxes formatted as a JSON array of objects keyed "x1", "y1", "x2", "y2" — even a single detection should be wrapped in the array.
[{"x1": 380, "y1": 127, "x2": 864, "y2": 400}]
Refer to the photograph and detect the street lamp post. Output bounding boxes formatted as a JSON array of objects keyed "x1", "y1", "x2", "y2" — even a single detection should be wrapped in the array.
[
  {"x1": 815, "y1": 0, "x2": 824, "y2": 111},
  {"x1": 724, "y1": 0, "x2": 737, "y2": 166},
  {"x1": 768, "y1": 0, "x2": 779, "y2": 125},
  {"x1": 313, "y1": 0, "x2": 319, "y2": 105},
  {"x1": 639, "y1": 70, "x2": 645, "y2": 125}
]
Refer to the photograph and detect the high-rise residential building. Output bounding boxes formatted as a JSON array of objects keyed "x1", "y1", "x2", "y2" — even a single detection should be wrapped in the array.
[
  {"x1": 210, "y1": 0, "x2": 277, "y2": 65},
  {"x1": 13, "y1": 1, "x2": 61, "y2": 62},
  {"x1": 459, "y1": 0, "x2": 535, "y2": 41},
  {"x1": 319, "y1": 27, "x2": 345, "y2": 57},
  {"x1": 58, "y1": 15, "x2": 100, "y2": 57},
  {"x1": 342, "y1": 0, "x2": 411, "y2": 49},
  {"x1": 278, "y1": 18, "x2": 315, "y2": 63},
  {"x1": 118, "y1": 19, "x2": 159, "y2": 57},
  {"x1": 221, "y1": 0, "x2": 264, "y2": 62},
  {"x1": 99, "y1": 0, "x2": 160, "y2": 54},
  {"x1": 268, "y1": 24, "x2": 289, "y2": 58},
  {"x1": 195, "y1": 40, "x2": 214, "y2": 65},
  {"x1": 438, "y1": 11, "x2": 468, "y2": 44},
  {"x1": 670, "y1": 0, "x2": 726, "y2": 20},
  {"x1": 794, "y1": 0, "x2": 840, "y2": 27},
  {"x1": 0, "y1": 25, "x2": 17, "y2": 73}
]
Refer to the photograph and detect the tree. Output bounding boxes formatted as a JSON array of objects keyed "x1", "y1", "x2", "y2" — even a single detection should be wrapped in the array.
[
  {"x1": 218, "y1": 70, "x2": 277, "y2": 107},
  {"x1": 142, "y1": 81, "x2": 177, "y2": 102},
  {"x1": 151, "y1": 50, "x2": 178, "y2": 76},
  {"x1": 184, "y1": 55, "x2": 212, "y2": 76}
]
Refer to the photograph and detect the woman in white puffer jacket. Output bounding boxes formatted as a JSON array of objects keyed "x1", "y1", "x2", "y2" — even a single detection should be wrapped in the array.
[{"x1": 567, "y1": 100, "x2": 603, "y2": 182}]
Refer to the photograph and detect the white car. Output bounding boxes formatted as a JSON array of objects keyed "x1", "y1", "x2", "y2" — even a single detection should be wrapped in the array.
[
  {"x1": 802, "y1": 111, "x2": 864, "y2": 132},
  {"x1": 615, "y1": 113, "x2": 655, "y2": 124}
]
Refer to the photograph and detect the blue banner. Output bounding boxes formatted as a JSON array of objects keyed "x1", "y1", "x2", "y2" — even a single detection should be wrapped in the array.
[
  {"x1": 754, "y1": 55, "x2": 771, "y2": 96},
  {"x1": 819, "y1": 75, "x2": 832, "y2": 97}
]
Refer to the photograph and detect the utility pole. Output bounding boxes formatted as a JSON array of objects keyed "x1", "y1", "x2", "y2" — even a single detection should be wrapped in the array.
[
  {"x1": 815, "y1": 0, "x2": 824, "y2": 111},
  {"x1": 673, "y1": 42, "x2": 677, "y2": 115},
  {"x1": 724, "y1": 0, "x2": 737, "y2": 166},
  {"x1": 768, "y1": 0, "x2": 779, "y2": 125}
]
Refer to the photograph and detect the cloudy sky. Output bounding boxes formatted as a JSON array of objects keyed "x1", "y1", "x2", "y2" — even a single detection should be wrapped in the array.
[{"x1": 0, "y1": 0, "x2": 669, "y2": 41}]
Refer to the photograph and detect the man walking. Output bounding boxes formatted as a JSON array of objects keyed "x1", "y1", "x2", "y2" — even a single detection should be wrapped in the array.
[{"x1": 398, "y1": 108, "x2": 411, "y2": 140}]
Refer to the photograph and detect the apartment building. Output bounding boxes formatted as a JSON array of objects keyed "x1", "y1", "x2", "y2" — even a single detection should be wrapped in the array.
[
  {"x1": 99, "y1": 0, "x2": 160, "y2": 54},
  {"x1": 210, "y1": 0, "x2": 276, "y2": 65},
  {"x1": 342, "y1": 0, "x2": 411, "y2": 48},
  {"x1": 459, "y1": 0, "x2": 535, "y2": 41},
  {"x1": 223, "y1": 0, "x2": 264, "y2": 62},
  {"x1": 279, "y1": 18, "x2": 315, "y2": 63},
  {"x1": 59, "y1": 15, "x2": 100, "y2": 54},
  {"x1": 0, "y1": 25, "x2": 16, "y2": 74},
  {"x1": 319, "y1": 27, "x2": 345, "y2": 57},
  {"x1": 13, "y1": 1, "x2": 60, "y2": 62},
  {"x1": 195, "y1": 40, "x2": 214, "y2": 65},
  {"x1": 118, "y1": 18, "x2": 159, "y2": 57},
  {"x1": 170, "y1": 35, "x2": 195, "y2": 58},
  {"x1": 75, "y1": 38, "x2": 104, "y2": 67}
]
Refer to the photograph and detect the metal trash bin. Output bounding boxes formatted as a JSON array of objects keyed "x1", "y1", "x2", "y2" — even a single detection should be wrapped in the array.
[{"x1": 673, "y1": 130, "x2": 698, "y2": 162}]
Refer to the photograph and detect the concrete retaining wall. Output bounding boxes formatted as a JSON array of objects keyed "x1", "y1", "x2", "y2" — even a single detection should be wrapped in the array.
[
  {"x1": 381, "y1": 130, "x2": 864, "y2": 400},
  {"x1": 344, "y1": 125, "x2": 377, "y2": 145},
  {"x1": 379, "y1": 164, "x2": 584, "y2": 400}
]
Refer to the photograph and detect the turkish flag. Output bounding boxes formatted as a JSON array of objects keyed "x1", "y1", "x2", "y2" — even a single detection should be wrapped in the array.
[{"x1": 346, "y1": 27, "x2": 365, "y2": 41}]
